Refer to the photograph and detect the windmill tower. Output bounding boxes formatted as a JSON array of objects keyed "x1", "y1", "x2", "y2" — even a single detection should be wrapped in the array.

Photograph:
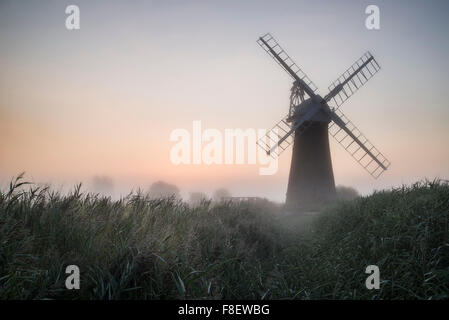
[{"x1": 256, "y1": 33, "x2": 391, "y2": 209}]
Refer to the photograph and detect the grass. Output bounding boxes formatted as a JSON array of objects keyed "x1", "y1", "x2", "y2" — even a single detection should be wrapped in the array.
[{"x1": 0, "y1": 174, "x2": 448, "y2": 299}]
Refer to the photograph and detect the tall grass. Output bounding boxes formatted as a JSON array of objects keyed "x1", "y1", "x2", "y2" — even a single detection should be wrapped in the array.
[
  {"x1": 274, "y1": 180, "x2": 449, "y2": 299},
  {"x1": 0, "y1": 175, "x2": 448, "y2": 299}
]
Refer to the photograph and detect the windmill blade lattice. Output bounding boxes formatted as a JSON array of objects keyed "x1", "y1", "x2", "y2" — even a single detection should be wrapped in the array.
[
  {"x1": 257, "y1": 33, "x2": 318, "y2": 93},
  {"x1": 328, "y1": 108, "x2": 390, "y2": 178},
  {"x1": 256, "y1": 112, "x2": 316, "y2": 158},
  {"x1": 326, "y1": 52, "x2": 380, "y2": 108},
  {"x1": 256, "y1": 113, "x2": 293, "y2": 157}
]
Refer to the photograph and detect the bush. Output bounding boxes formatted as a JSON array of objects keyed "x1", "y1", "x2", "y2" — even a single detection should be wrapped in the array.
[{"x1": 336, "y1": 185, "x2": 359, "y2": 201}]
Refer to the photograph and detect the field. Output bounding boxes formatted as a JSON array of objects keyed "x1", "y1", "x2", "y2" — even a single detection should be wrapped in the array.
[{"x1": 1, "y1": 175, "x2": 448, "y2": 299}]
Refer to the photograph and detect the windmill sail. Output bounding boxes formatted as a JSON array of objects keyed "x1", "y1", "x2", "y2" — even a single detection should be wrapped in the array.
[
  {"x1": 325, "y1": 52, "x2": 380, "y2": 108},
  {"x1": 256, "y1": 114, "x2": 293, "y2": 157},
  {"x1": 327, "y1": 108, "x2": 390, "y2": 178},
  {"x1": 257, "y1": 105, "x2": 321, "y2": 158},
  {"x1": 257, "y1": 33, "x2": 318, "y2": 97}
]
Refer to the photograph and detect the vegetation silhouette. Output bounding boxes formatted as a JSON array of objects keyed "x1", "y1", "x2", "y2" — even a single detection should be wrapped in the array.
[
  {"x1": 0, "y1": 175, "x2": 448, "y2": 299},
  {"x1": 148, "y1": 181, "x2": 180, "y2": 199}
]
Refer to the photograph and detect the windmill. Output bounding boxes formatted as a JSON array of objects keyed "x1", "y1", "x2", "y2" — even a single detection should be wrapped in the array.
[{"x1": 256, "y1": 33, "x2": 391, "y2": 209}]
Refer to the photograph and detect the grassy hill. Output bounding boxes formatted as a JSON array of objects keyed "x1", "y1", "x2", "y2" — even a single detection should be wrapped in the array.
[{"x1": 1, "y1": 175, "x2": 448, "y2": 299}]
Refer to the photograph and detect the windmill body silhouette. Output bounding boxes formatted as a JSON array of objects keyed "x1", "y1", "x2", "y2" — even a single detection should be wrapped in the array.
[{"x1": 256, "y1": 33, "x2": 391, "y2": 209}]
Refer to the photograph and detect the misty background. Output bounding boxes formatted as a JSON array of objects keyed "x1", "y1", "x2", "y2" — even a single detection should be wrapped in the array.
[{"x1": 1, "y1": 0, "x2": 448, "y2": 201}]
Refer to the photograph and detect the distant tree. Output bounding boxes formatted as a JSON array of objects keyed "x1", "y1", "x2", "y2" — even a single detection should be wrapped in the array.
[
  {"x1": 148, "y1": 181, "x2": 180, "y2": 199},
  {"x1": 189, "y1": 192, "x2": 209, "y2": 205},
  {"x1": 213, "y1": 188, "x2": 231, "y2": 202},
  {"x1": 336, "y1": 185, "x2": 360, "y2": 201},
  {"x1": 91, "y1": 175, "x2": 114, "y2": 196}
]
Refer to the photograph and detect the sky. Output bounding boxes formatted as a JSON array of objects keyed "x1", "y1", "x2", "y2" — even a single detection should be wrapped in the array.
[{"x1": 1, "y1": 0, "x2": 448, "y2": 201}]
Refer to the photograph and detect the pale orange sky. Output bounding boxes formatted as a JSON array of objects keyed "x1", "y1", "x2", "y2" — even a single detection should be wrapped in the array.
[{"x1": 1, "y1": 0, "x2": 449, "y2": 201}]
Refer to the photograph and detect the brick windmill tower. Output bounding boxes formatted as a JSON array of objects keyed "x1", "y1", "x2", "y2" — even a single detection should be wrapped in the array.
[{"x1": 256, "y1": 33, "x2": 390, "y2": 209}]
